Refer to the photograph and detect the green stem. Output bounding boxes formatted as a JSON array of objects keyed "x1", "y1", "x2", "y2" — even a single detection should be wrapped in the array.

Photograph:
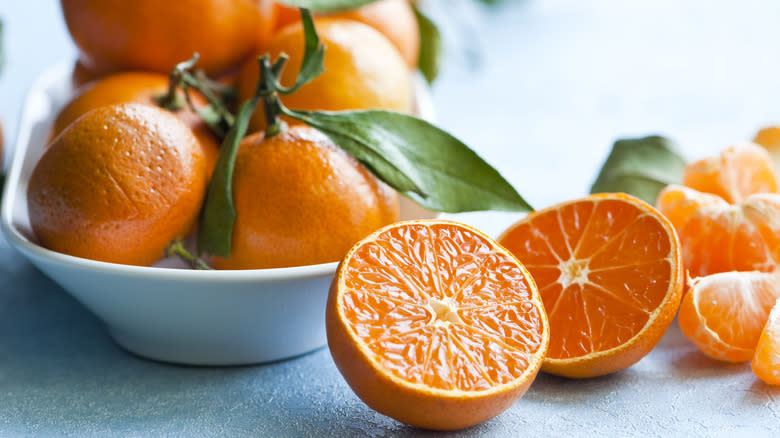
[
  {"x1": 155, "y1": 53, "x2": 237, "y2": 138},
  {"x1": 166, "y1": 238, "x2": 212, "y2": 270},
  {"x1": 156, "y1": 54, "x2": 200, "y2": 111},
  {"x1": 259, "y1": 55, "x2": 289, "y2": 139}
]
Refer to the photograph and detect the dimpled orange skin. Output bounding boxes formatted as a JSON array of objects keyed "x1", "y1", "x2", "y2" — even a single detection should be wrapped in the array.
[
  {"x1": 60, "y1": 0, "x2": 274, "y2": 76},
  {"x1": 28, "y1": 103, "x2": 207, "y2": 266},
  {"x1": 213, "y1": 125, "x2": 399, "y2": 269},
  {"x1": 274, "y1": 0, "x2": 420, "y2": 68},
  {"x1": 238, "y1": 18, "x2": 411, "y2": 133},
  {"x1": 51, "y1": 72, "x2": 220, "y2": 180}
]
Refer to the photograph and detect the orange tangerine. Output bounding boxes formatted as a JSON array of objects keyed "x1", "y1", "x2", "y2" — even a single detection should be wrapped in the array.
[
  {"x1": 213, "y1": 125, "x2": 398, "y2": 269},
  {"x1": 28, "y1": 103, "x2": 207, "y2": 266},
  {"x1": 679, "y1": 271, "x2": 780, "y2": 362},
  {"x1": 499, "y1": 193, "x2": 684, "y2": 378},
  {"x1": 327, "y1": 220, "x2": 549, "y2": 430},
  {"x1": 657, "y1": 144, "x2": 780, "y2": 276},
  {"x1": 238, "y1": 18, "x2": 411, "y2": 133},
  {"x1": 752, "y1": 299, "x2": 780, "y2": 385}
]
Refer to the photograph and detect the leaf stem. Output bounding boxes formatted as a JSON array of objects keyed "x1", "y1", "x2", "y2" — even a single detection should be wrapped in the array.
[
  {"x1": 156, "y1": 54, "x2": 199, "y2": 111},
  {"x1": 155, "y1": 53, "x2": 237, "y2": 138},
  {"x1": 259, "y1": 55, "x2": 288, "y2": 139},
  {"x1": 166, "y1": 238, "x2": 212, "y2": 270}
]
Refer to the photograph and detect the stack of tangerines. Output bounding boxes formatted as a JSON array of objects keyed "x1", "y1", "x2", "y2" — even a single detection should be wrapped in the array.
[{"x1": 30, "y1": 0, "x2": 421, "y2": 268}]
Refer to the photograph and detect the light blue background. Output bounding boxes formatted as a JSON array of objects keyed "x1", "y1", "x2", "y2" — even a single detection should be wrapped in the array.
[{"x1": 1, "y1": 1, "x2": 780, "y2": 436}]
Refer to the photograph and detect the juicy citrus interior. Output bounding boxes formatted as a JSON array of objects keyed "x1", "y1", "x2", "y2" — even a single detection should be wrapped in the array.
[
  {"x1": 682, "y1": 143, "x2": 779, "y2": 204},
  {"x1": 328, "y1": 220, "x2": 549, "y2": 430},
  {"x1": 679, "y1": 271, "x2": 780, "y2": 362},
  {"x1": 752, "y1": 299, "x2": 780, "y2": 385},
  {"x1": 340, "y1": 222, "x2": 547, "y2": 390},
  {"x1": 657, "y1": 144, "x2": 780, "y2": 276},
  {"x1": 499, "y1": 193, "x2": 682, "y2": 377}
]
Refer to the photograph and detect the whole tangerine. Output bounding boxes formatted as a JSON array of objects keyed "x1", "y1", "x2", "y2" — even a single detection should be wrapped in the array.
[
  {"x1": 213, "y1": 125, "x2": 399, "y2": 269},
  {"x1": 274, "y1": 0, "x2": 420, "y2": 68},
  {"x1": 238, "y1": 18, "x2": 411, "y2": 133},
  {"x1": 60, "y1": 0, "x2": 275, "y2": 76},
  {"x1": 51, "y1": 71, "x2": 220, "y2": 180},
  {"x1": 28, "y1": 103, "x2": 208, "y2": 266}
]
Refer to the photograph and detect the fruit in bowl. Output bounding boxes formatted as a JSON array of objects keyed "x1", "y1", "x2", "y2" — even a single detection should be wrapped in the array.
[
  {"x1": 60, "y1": 0, "x2": 274, "y2": 76},
  {"x1": 50, "y1": 71, "x2": 220, "y2": 177},
  {"x1": 2, "y1": 8, "x2": 530, "y2": 365},
  {"x1": 212, "y1": 125, "x2": 399, "y2": 269},
  {"x1": 238, "y1": 16, "x2": 413, "y2": 134},
  {"x1": 27, "y1": 103, "x2": 208, "y2": 266}
]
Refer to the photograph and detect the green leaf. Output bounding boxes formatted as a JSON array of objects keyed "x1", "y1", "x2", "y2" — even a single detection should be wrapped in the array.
[
  {"x1": 414, "y1": 6, "x2": 443, "y2": 84},
  {"x1": 590, "y1": 135, "x2": 686, "y2": 204},
  {"x1": 277, "y1": 8, "x2": 325, "y2": 95},
  {"x1": 197, "y1": 95, "x2": 259, "y2": 257},
  {"x1": 278, "y1": 0, "x2": 376, "y2": 13},
  {"x1": 285, "y1": 109, "x2": 534, "y2": 213}
]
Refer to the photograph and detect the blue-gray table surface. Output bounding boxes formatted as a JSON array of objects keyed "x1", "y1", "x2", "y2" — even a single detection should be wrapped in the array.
[{"x1": 1, "y1": 1, "x2": 779, "y2": 436}]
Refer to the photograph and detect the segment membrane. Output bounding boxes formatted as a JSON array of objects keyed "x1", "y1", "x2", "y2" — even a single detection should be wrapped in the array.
[
  {"x1": 341, "y1": 223, "x2": 544, "y2": 391},
  {"x1": 505, "y1": 198, "x2": 674, "y2": 360}
]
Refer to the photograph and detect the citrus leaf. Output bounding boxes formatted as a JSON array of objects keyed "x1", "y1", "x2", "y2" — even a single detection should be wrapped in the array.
[
  {"x1": 285, "y1": 109, "x2": 534, "y2": 213},
  {"x1": 414, "y1": 6, "x2": 443, "y2": 84},
  {"x1": 277, "y1": 8, "x2": 325, "y2": 95},
  {"x1": 590, "y1": 135, "x2": 686, "y2": 204},
  {"x1": 197, "y1": 95, "x2": 259, "y2": 257},
  {"x1": 278, "y1": 0, "x2": 376, "y2": 13}
]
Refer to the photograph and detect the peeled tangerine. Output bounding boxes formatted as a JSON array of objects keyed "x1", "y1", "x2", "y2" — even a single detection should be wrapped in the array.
[
  {"x1": 657, "y1": 143, "x2": 780, "y2": 276},
  {"x1": 678, "y1": 271, "x2": 780, "y2": 363},
  {"x1": 327, "y1": 220, "x2": 549, "y2": 430},
  {"x1": 752, "y1": 299, "x2": 780, "y2": 385}
]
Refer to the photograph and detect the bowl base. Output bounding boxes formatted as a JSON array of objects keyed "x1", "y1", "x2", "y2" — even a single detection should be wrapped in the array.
[{"x1": 109, "y1": 328, "x2": 327, "y2": 367}]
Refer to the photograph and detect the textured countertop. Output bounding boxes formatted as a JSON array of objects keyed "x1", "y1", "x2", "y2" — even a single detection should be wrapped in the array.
[{"x1": 1, "y1": 1, "x2": 780, "y2": 436}]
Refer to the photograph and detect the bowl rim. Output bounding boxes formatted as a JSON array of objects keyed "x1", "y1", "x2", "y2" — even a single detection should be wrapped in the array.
[{"x1": 2, "y1": 63, "x2": 437, "y2": 281}]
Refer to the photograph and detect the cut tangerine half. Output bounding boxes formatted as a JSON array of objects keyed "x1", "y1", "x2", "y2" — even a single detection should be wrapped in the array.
[
  {"x1": 679, "y1": 271, "x2": 780, "y2": 362},
  {"x1": 498, "y1": 193, "x2": 684, "y2": 378},
  {"x1": 326, "y1": 220, "x2": 550, "y2": 431},
  {"x1": 752, "y1": 299, "x2": 780, "y2": 385}
]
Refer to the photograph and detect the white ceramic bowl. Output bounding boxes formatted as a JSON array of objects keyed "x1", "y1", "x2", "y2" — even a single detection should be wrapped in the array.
[{"x1": 1, "y1": 64, "x2": 436, "y2": 366}]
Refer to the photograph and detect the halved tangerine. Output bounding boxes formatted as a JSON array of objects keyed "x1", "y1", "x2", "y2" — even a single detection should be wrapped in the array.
[
  {"x1": 498, "y1": 193, "x2": 684, "y2": 378},
  {"x1": 326, "y1": 220, "x2": 550, "y2": 430}
]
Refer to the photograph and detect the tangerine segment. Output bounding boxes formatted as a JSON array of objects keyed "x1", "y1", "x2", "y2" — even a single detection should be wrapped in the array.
[
  {"x1": 656, "y1": 184, "x2": 729, "y2": 232},
  {"x1": 498, "y1": 193, "x2": 683, "y2": 378},
  {"x1": 674, "y1": 193, "x2": 780, "y2": 276},
  {"x1": 679, "y1": 271, "x2": 780, "y2": 363},
  {"x1": 327, "y1": 220, "x2": 549, "y2": 431},
  {"x1": 682, "y1": 143, "x2": 778, "y2": 204},
  {"x1": 657, "y1": 188, "x2": 780, "y2": 277},
  {"x1": 752, "y1": 299, "x2": 780, "y2": 385}
]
